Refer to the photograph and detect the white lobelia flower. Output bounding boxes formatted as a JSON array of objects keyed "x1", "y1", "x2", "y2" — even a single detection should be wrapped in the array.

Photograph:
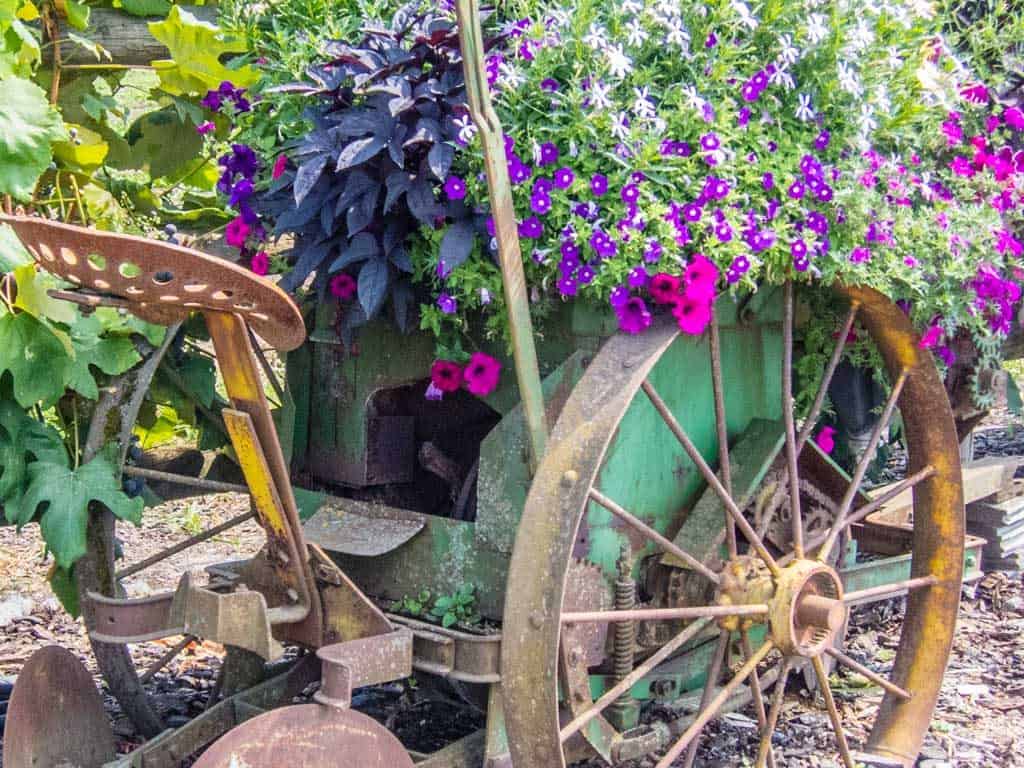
[
  {"x1": 622, "y1": 0, "x2": 644, "y2": 14},
  {"x1": 569, "y1": 140, "x2": 580, "y2": 158},
  {"x1": 497, "y1": 61, "x2": 525, "y2": 90},
  {"x1": 681, "y1": 84, "x2": 705, "y2": 112},
  {"x1": 795, "y1": 92, "x2": 815, "y2": 121},
  {"x1": 665, "y1": 18, "x2": 691, "y2": 52},
  {"x1": 731, "y1": 0, "x2": 759, "y2": 29},
  {"x1": 531, "y1": 140, "x2": 543, "y2": 166},
  {"x1": 805, "y1": 13, "x2": 828, "y2": 45},
  {"x1": 589, "y1": 79, "x2": 614, "y2": 111},
  {"x1": 857, "y1": 104, "x2": 878, "y2": 134},
  {"x1": 909, "y1": 0, "x2": 936, "y2": 19},
  {"x1": 610, "y1": 112, "x2": 632, "y2": 140},
  {"x1": 778, "y1": 35, "x2": 801, "y2": 66},
  {"x1": 547, "y1": 9, "x2": 571, "y2": 29},
  {"x1": 770, "y1": 64, "x2": 796, "y2": 90},
  {"x1": 605, "y1": 43, "x2": 634, "y2": 79},
  {"x1": 648, "y1": 116, "x2": 668, "y2": 135},
  {"x1": 886, "y1": 46, "x2": 903, "y2": 70},
  {"x1": 849, "y1": 20, "x2": 873, "y2": 52},
  {"x1": 583, "y1": 23, "x2": 609, "y2": 49},
  {"x1": 874, "y1": 84, "x2": 892, "y2": 115},
  {"x1": 453, "y1": 114, "x2": 478, "y2": 145},
  {"x1": 632, "y1": 86, "x2": 657, "y2": 118},
  {"x1": 626, "y1": 18, "x2": 649, "y2": 47},
  {"x1": 837, "y1": 61, "x2": 863, "y2": 97}
]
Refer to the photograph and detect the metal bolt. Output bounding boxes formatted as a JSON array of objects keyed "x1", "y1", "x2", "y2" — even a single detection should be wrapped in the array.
[
  {"x1": 529, "y1": 611, "x2": 545, "y2": 629},
  {"x1": 622, "y1": 358, "x2": 634, "y2": 369},
  {"x1": 568, "y1": 649, "x2": 580, "y2": 667},
  {"x1": 561, "y1": 470, "x2": 578, "y2": 487},
  {"x1": 286, "y1": 588, "x2": 299, "y2": 602},
  {"x1": 277, "y1": 549, "x2": 290, "y2": 565}
]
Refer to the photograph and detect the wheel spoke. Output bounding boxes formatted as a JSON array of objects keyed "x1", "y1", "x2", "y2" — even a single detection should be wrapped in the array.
[
  {"x1": 642, "y1": 380, "x2": 781, "y2": 577},
  {"x1": 778, "y1": 465, "x2": 935, "y2": 568},
  {"x1": 795, "y1": 301, "x2": 860, "y2": 456},
  {"x1": 589, "y1": 489, "x2": 720, "y2": 585},
  {"x1": 843, "y1": 575, "x2": 937, "y2": 605},
  {"x1": 782, "y1": 281, "x2": 805, "y2": 559},
  {"x1": 561, "y1": 604, "x2": 768, "y2": 624},
  {"x1": 742, "y1": 629, "x2": 776, "y2": 768},
  {"x1": 755, "y1": 658, "x2": 793, "y2": 768},
  {"x1": 139, "y1": 634, "x2": 196, "y2": 684},
  {"x1": 559, "y1": 618, "x2": 713, "y2": 742},
  {"x1": 709, "y1": 314, "x2": 737, "y2": 558},
  {"x1": 812, "y1": 655, "x2": 856, "y2": 768},
  {"x1": 680, "y1": 630, "x2": 730, "y2": 768},
  {"x1": 824, "y1": 647, "x2": 911, "y2": 701},
  {"x1": 654, "y1": 640, "x2": 774, "y2": 768},
  {"x1": 816, "y1": 369, "x2": 908, "y2": 563}
]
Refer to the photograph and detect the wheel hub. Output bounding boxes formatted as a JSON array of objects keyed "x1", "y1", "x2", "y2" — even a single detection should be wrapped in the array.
[{"x1": 718, "y1": 558, "x2": 846, "y2": 658}]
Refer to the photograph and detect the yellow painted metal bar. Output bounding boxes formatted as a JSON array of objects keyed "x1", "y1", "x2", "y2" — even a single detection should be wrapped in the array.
[{"x1": 223, "y1": 409, "x2": 289, "y2": 538}]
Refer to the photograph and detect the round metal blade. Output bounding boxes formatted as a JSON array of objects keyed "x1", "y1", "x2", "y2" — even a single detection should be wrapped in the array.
[
  {"x1": 192, "y1": 704, "x2": 415, "y2": 768},
  {"x1": 3, "y1": 645, "x2": 116, "y2": 768}
]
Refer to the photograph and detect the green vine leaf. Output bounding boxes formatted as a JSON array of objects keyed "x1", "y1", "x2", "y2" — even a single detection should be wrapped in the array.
[
  {"x1": 65, "y1": 314, "x2": 141, "y2": 400},
  {"x1": 62, "y1": 0, "x2": 90, "y2": 31},
  {"x1": 10, "y1": 455, "x2": 143, "y2": 570},
  {"x1": 0, "y1": 400, "x2": 68, "y2": 501},
  {"x1": 12, "y1": 263, "x2": 77, "y2": 325},
  {"x1": 148, "y1": 6, "x2": 257, "y2": 96},
  {"x1": 0, "y1": 223, "x2": 32, "y2": 272},
  {"x1": 0, "y1": 76, "x2": 66, "y2": 200},
  {"x1": 0, "y1": 311, "x2": 71, "y2": 406}
]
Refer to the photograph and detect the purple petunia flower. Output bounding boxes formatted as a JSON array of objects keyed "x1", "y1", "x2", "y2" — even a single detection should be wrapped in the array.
[
  {"x1": 201, "y1": 91, "x2": 223, "y2": 111},
  {"x1": 558, "y1": 275, "x2": 578, "y2": 296},
  {"x1": 577, "y1": 264, "x2": 596, "y2": 284},
  {"x1": 530, "y1": 192, "x2": 551, "y2": 215},
  {"x1": 539, "y1": 142, "x2": 559, "y2": 166},
  {"x1": 589, "y1": 229, "x2": 617, "y2": 258},
  {"x1": 791, "y1": 239, "x2": 808, "y2": 259},
  {"x1": 814, "y1": 130, "x2": 831, "y2": 151},
  {"x1": 715, "y1": 222, "x2": 733, "y2": 242},
  {"x1": 628, "y1": 266, "x2": 649, "y2": 287},
  {"x1": 438, "y1": 293, "x2": 457, "y2": 314},
  {"x1": 508, "y1": 157, "x2": 533, "y2": 185},
  {"x1": 610, "y1": 285, "x2": 630, "y2": 308},
  {"x1": 541, "y1": 78, "x2": 559, "y2": 92},
  {"x1": 644, "y1": 239, "x2": 663, "y2": 263},
  {"x1": 621, "y1": 184, "x2": 640, "y2": 204},
  {"x1": 591, "y1": 173, "x2": 609, "y2": 196},
  {"x1": 726, "y1": 254, "x2": 750, "y2": 284},
  {"x1": 738, "y1": 107, "x2": 751, "y2": 127},
  {"x1": 554, "y1": 167, "x2": 575, "y2": 189},
  {"x1": 444, "y1": 176, "x2": 467, "y2": 200},
  {"x1": 616, "y1": 296, "x2": 652, "y2": 334},
  {"x1": 700, "y1": 132, "x2": 720, "y2": 151},
  {"x1": 229, "y1": 178, "x2": 254, "y2": 207},
  {"x1": 683, "y1": 203, "x2": 703, "y2": 222},
  {"x1": 806, "y1": 211, "x2": 829, "y2": 235},
  {"x1": 787, "y1": 181, "x2": 805, "y2": 200},
  {"x1": 533, "y1": 177, "x2": 553, "y2": 195},
  {"x1": 519, "y1": 216, "x2": 543, "y2": 238}
]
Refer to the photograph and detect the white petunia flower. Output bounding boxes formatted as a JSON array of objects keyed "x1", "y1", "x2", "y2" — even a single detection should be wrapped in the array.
[
  {"x1": 795, "y1": 92, "x2": 815, "y2": 121},
  {"x1": 778, "y1": 35, "x2": 801, "y2": 65},
  {"x1": 605, "y1": 43, "x2": 634, "y2": 79},
  {"x1": 453, "y1": 114, "x2": 478, "y2": 145},
  {"x1": 589, "y1": 79, "x2": 614, "y2": 111},
  {"x1": 805, "y1": 13, "x2": 828, "y2": 45},
  {"x1": 626, "y1": 19, "x2": 649, "y2": 47}
]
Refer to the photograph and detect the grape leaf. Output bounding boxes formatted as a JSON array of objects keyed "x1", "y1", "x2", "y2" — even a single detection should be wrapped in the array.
[
  {"x1": 0, "y1": 223, "x2": 32, "y2": 272},
  {"x1": 65, "y1": 315, "x2": 142, "y2": 400},
  {"x1": 117, "y1": 0, "x2": 172, "y2": 17},
  {"x1": 13, "y1": 263, "x2": 77, "y2": 324},
  {"x1": 0, "y1": 76, "x2": 66, "y2": 200},
  {"x1": 0, "y1": 311, "x2": 71, "y2": 406},
  {"x1": 10, "y1": 455, "x2": 143, "y2": 569},
  {"x1": 62, "y1": 0, "x2": 90, "y2": 31},
  {"x1": 148, "y1": 6, "x2": 257, "y2": 96},
  {"x1": 48, "y1": 563, "x2": 79, "y2": 617},
  {"x1": 0, "y1": 400, "x2": 68, "y2": 501},
  {"x1": 53, "y1": 122, "x2": 109, "y2": 173}
]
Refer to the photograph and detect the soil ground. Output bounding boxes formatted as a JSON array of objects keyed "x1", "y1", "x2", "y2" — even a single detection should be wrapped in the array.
[{"x1": 2, "y1": 426, "x2": 1024, "y2": 767}]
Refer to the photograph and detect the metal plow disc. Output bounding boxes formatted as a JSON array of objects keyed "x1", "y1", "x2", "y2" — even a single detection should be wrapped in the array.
[
  {"x1": 3, "y1": 645, "x2": 116, "y2": 768},
  {"x1": 192, "y1": 704, "x2": 416, "y2": 768}
]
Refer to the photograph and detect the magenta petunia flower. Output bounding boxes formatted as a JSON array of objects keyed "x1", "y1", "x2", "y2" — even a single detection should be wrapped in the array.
[
  {"x1": 950, "y1": 156, "x2": 975, "y2": 177},
  {"x1": 815, "y1": 426, "x2": 836, "y2": 454},
  {"x1": 250, "y1": 251, "x2": 269, "y2": 276},
  {"x1": 1004, "y1": 107, "x2": 1024, "y2": 131},
  {"x1": 430, "y1": 360, "x2": 464, "y2": 393},
  {"x1": 649, "y1": 273, "x2": 682, "y2": 304},
  {"x1": 225, "y1": 217, "x2": 251, "y2": 248},
  {"x1": 196, "y1": 121, "x2": 216, "y2": 135},
  {"x1": 960, "y1": 83, "x2": 989, "y2": 104},
  {"x1": 464, "y1": 352, "x2": 502, "y2": 396},
  {"x1": 919, "y1": 324, "x2": 942, "y2": 349},
  {"x1": 272, "y1": 155, "x2": 288, "y2": 180},
  {"x1": 672, "y1": 294, "x2": 712, "y2": 335},
  {"x1": 329, "y1": 273, "x2": 356, "y2": 300},
  {"x1": 444, "y1": 176, "x2": 467, "y2": 200},
  {"x1": 616, "y1": 296, "x2": 652, "y2": 334}
]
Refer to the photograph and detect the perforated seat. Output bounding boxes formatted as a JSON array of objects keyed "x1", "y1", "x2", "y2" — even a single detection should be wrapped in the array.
[{"x1": 0, "y1": 215, "x2": 305, "y2": 351}]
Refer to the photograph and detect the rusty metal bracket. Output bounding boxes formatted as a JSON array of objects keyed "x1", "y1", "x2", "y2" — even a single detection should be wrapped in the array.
[
  {"x1": 388, "y1": 614, "x2": 502, "y2": 684},
  {"x1": 314, "y1": 628, "x2": 414, "y2": 709},
  {"x1": 89, "y1": 591, "x2": 179, "y2": 644}
]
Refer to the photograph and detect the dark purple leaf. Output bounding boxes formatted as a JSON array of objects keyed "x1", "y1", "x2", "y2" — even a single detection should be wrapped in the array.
[
  {"x1": 388, "y1": 123, "x2": 408, "y2": 167},
  {"x1": 427, "y1": 142, "x2": 454, "y2": 180},
  {"x1": 279, "y1": 238, "x2": 334, "y2": 293},
  {"x1": 329, "y1": 232, "x2": 379, "y2": 272},
  {"x1": 390, "y1": 280, "x2": 414, "y2": 332},
  {"x1": 439, "y1": 219, "x2": 475, "y2": 271},
  {"x1": 415, "y1": 101, "x2": 441, "y2": 120},
  {"x1": 403, "y1": 117, "x2": 442, "y2": 147},
  {"x1": 390, "y1": 246, "x2": 412, "y2": 273},
  {"x1": 358, "y1": 258, "x2": 389, "y2": 318},
  {"x1": 388, "y1": 96, "x2": 416, "y2": 116},
  {"x1": 406, "y1": 177, "x2": 439, "y2": 224},
  {"x1": 385, "y1": 171, "x2": 413, "y2": 213},
  {"x1": 335, "y1": 135, "x2": 386, "y2": 172},
  {"x1": 330, "y1": 109, "x2": 392, "y2": 138},
  {"x1": 383, "y1": 219, "x2": 408, "y2": 255},
  {"x1": 347, "y1": 185, "x2": 380, "y2": 235},
  {"x1": 294, "y1": 155, "x2": 328, "y2": 206},
  {"x1": 335, "y1": 170, "x2": 377, "y2": 214}
]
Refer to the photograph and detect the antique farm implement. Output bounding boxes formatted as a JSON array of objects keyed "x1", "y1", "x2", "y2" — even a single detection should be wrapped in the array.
[{"x1": 1, "y1": 3, "x2": 980, "y2": 767}]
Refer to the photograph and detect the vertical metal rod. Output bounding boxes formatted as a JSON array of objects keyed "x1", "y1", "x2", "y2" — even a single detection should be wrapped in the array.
[
  {"x1": 455, "y1": 0, "x2": 547, "y2": 470},
  {"x1": 782, "y1": 281, "x2": 805, "y2": 559},
  {"x1": 812, "y1": 655, "x2": 856, "y2": 768},
  {"x1": 709, "y1": 315, "x2": 737, "y2": 558},
  {"x1": 741, "y1": 629, "x2": 776, "y2": 768},
  {"x1": 756, "y1": 658, "x2": 792, "y2": 768},
  {"x1": 680, "y1": 630, "x2": 729, "y2": 768}
]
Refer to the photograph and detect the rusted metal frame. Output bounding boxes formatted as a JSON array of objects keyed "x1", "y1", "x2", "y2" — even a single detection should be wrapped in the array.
[
  {"x1": 389, "y1": 614, "x2": 502, "y2": 684},
  {"x1": 89, "y1": 591, "x2": 180, "y2": 643},
  {"x1": 589, "y1": 488, "x2": 720, "y2": 585},
  {"x1": 816, "y1": 368, "x2": 909, "y2": 563},
  {"x1": 248, "y1": 326, "x2": 285, "y2": 404},
  {"x1": 794, "y1": 301, "x2": 860, "y2": 455},
  {"x1": 122, "y1": 465, "x2": 248, "y2": 495},
  {"x1": 756, "y1": 658, "x2": 793, "y2": 768},
  {"x1": 680, "y1": 629, "x2": 729, "y2": 768},
  {"x1": 782, "y1": 282, "x2": 805, "y2": 558},
  {"x1": 812, "y1": 654, "x2": 856, "y2": 768},
  {"x1": 642, "y1": 380, "x2": 781, "y2": 576},
  {"x1": 314, "y1": 628, "x2": 414, "y2": 709},
  {"x1": 413, "y1": 730, "x2": 487, "y2": 768},
  {"x1": 561, "y1": 604, "x2": 768, "y2": 623},
  {"x1": 842, "y1": 575, "x2": 937, "y2": 605},
  {"x1": 560, "y1": 618, "x2": 713, "y2": 742},
  {"x1": 709, "y1": 315, "x2": 737, "y2": 557},
  {"x1": 139, "y1": 635, "x2": 197, "y2": 684},
  {"x1": 778, "y1": 465, "x2": 936, "y2": 568},
  {"x1": 205, "y1": 311, "x2": 321, "y2": 645},
  {"x1": 824, "y1": 647, "x2": 911, "y2": 700},
  {"x1": 116, "y1": 510, "x2": 255, "y2": 579},
  {"x1": 741, "y1": 629, "x2": 776, "y2": 768},
  {"x1": 454, "y1": 0, "x2": 547, "y2": 471},
  {"x1": 654, "y1": 640, "x2": 774, "y2": 768}
]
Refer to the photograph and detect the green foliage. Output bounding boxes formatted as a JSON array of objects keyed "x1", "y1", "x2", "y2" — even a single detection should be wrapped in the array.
[
  {"x1": 0, "y1": 311, "x2": 71, "y2": 406},
  {"x1": 0, "y1": 76, "x2": 65, "y2": 200},
  {"x1": 0, "y1": 399, "x2": 68, "y2": 501},
  {"x1": 8, "y1": 453, "x2": 143, "y2": 569},
  {"x1": 393, "y1": 589, "x2": 431, "y2": 617},
  {"x1": 429, "y1": 583, "x2": 480, "y2": 629}
]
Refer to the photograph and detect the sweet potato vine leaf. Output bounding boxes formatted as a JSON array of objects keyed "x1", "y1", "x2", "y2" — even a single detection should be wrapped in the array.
[{"x1": 9, "y1": 454, "x2": 143, "y2": 570}]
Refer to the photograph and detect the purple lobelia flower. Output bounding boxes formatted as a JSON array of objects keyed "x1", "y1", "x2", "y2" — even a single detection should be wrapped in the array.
[{"x1": 541, "y1": 78, "x2": 559, "y2": 92}]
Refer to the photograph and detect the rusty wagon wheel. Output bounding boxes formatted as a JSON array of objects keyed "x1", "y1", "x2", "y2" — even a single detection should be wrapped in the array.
[{"x1": 502, "y1": 283, "x2": 963, "y2": 768}]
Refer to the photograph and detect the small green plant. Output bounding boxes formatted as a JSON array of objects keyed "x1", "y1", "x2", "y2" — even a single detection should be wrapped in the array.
[
  {"x1": 392, "y1": 589, "x2": 432, "y2": 618},
  {"x1": 429, "y1": 583, "x2": 480, "y2": 629},
  {"x1": 178, "y1": 503, "x2": 203, "y2": 536}
]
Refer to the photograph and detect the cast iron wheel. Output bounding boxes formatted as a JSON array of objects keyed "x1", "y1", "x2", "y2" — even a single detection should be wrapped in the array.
[{"x1": 502, "y1": 283, "x2": 964, "y2": 767}]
